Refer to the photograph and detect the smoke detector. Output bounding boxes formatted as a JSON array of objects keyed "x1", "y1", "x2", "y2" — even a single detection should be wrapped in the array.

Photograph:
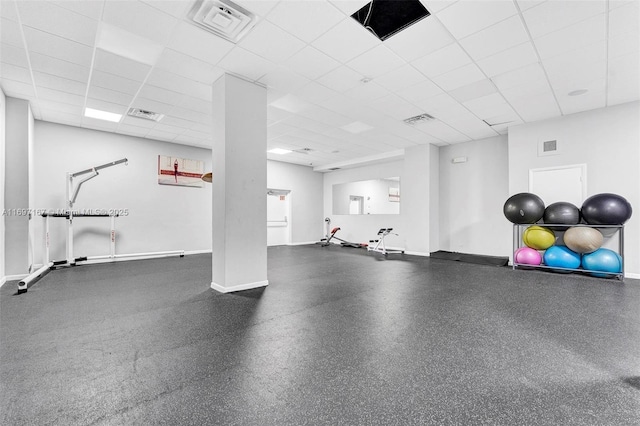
[
  {"x1": 127, "y1": 108, "x2": 164, "y2": 122},
  {"x1": 188, "y1": 0, "x2": 258, "y2": 43},
  {"x1": 403, "y1": 113, "x2": 435, "y2": 125}
]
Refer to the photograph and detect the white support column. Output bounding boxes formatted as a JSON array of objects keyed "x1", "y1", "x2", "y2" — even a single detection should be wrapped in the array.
[
  {"x1": 403, "y1": 145, "x2": 432, "y2": 256},
  {"x1": 210, "y1": 74, "x2": 268, "y2": 293}
]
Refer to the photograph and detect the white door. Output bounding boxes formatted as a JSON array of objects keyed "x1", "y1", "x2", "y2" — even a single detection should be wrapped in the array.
[
  {"x1": 267, "y1": 189, "x2": 291, "y2": 246},
  {"x1": 529, "y1": 164, "x2": 586, "y2": 207},
  {"x1": 349, "y1": 196, "x2": 363, "y2": 214}
]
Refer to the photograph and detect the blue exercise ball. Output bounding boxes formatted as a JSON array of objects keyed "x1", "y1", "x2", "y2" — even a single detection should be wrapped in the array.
[
  {"x1": 503, "y1": 193, "x2": 545, "y2": 224},
  {"x1": 543, "y1": 245, "x2": 581, "y2": 270},
  {"x1": 582, "y1": 248, "x2": 623, "y2": 278},
  {"x1": 543, "y1": 201, "x2": 581, "y2": 230},
  {"x1": 581, "y1": 193, "x2": 632, "y2": 225}
]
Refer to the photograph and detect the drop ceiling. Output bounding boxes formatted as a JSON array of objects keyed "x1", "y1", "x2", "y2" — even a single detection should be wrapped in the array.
[{"x1": 1, "y1": 0, "x2": 638, "y2": 170}]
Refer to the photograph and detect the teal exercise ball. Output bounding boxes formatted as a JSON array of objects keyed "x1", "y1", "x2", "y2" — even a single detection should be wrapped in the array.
[
  {"x1": 582, "y1": 248, "x2": 622, "y2": 278},
  {"x1": 543, "y1": 245, "x2": 581, "y2": 270}
]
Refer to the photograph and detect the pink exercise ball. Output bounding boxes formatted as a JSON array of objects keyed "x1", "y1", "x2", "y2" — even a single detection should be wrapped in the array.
[{"x1": 514, "y1": 247, "x2": 542, "y2": 265}]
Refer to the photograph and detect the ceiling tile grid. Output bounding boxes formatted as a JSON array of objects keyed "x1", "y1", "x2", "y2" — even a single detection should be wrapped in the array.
[{"x1": 0, "y1": 0, "x2": 637, "y2": 169}]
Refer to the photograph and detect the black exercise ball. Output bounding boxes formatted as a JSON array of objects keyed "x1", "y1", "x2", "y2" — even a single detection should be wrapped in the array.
[
  {"x1": 543, "y1": 201, "x2": 581, "y2": 230},
  {"x1": 581, "y1": 193, "x2": 633, "y2": 225},
  {"x1": 503, "y1": 193, "x2": 545, "y2": 224}
]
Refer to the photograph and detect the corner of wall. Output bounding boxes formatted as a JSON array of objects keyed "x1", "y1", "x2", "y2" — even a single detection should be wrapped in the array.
[{"x1": 0, "y1": 88, "x2": 6, "y2": 282}]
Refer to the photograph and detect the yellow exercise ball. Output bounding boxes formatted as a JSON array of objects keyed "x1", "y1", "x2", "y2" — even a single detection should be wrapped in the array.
[
  {"x1": 564, "y1": 226, "x2": 603, "y2": 254},
  {"x1": 523, "y1": 225, "x2": 555, "y2": 250}
]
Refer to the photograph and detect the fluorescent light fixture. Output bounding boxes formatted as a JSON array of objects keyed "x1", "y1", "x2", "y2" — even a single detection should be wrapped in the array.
[
  {"x1": 84, "y1": 107, "x2": 123, "y2": 123},
  {"x1": 268, "y1": 148, "x2": 292, "y2": 155},
  {"x1": 97, "y1": 22, "x2": 164, "y2": 66},
  {"x1": 341, "y1": 121, "x2": 374, "y2": 134}
]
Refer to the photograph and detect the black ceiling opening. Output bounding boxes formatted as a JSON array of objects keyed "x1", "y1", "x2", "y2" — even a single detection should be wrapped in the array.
[{"x1": 351, "y1": 0, "x2": 431, "y2": 41}]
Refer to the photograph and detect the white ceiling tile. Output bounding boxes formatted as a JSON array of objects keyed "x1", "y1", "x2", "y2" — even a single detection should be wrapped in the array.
[
  {"x1": 523, "y1": 0, "x2": 606, "y2": 39},
  {"x1": 449, "y1": 78, "x2": 498, "y2": 103},
  {"x1": 476, "y1": 42, "x2": 538, "y2": 77},
  {"x1": 268, "y1": 121, "x2": 298, "y2": 138},
  {"x1": 170, "y1": 106, "x2": 209, "y2": 124},
  {"x1": 146, "y1": 69, "x2": 211, "y2": 101},
  {"x1": 116, "y1": 123, "x2": 151, "y2": 138},
  {"x1": 167, "y1": 22, "x2": 235, "y2": 66},
  {"x1": 270, "y1": 94, "x2": 312, "y2": 114},
  {"x1": 40, "y1": 108, "x2": 83, "y2": 125},
  {"x1": 0, "y1": 78, "x2": 35, "y2": 98},
  {"x1": 1, "y1": 17, "x2": 23, "y2": 47},
  {"x1": 533, "y1": 14, "x2": 606, "y2": 60},
  {"x1": 258, "y1": 66, "x2": 310, "y2": 93},
  {"x1": 609, "y1": 0, "x2": 635, "y2": 9},
  {"x1": 297, "y1": 105, "x2": 352, "y2": 127},
  {"x1": 413, "y1": 92, "x2": 461, "y2": 117},
  {"x1": 608, "y1": 29, "x2": 639, "y2": 59},
  {"x1": 431, "y1": 63, "x2": 485, "y2": 91},
  {"x1": 1, "y1": 0, "x2": 19, "y2": 21},
  {"x1": 609, "y1": 1, "x2": 639, "y2": 38},
  {"x1": 491, "y1": 62, "x2": 547, "y2": 91},
  {"x1": 234, "y1": 0, "x2": 281, "y2": 17},
  {"x1": 462, "y1": 93, "x2": 516, "y2": 120},
  {"x1": 88, "y1": 85, "x2": 135, "y2": 106},
  {"x1": 608, "y1": 69, "x2": 639, "y2": 106},
  {"x1": 515, "y1": 1, "x2": 545, "y2": 12},
  {"x1": 32, "y1": 71, "x2": 86, "y2": 95},
  {"x1": 373, "y1": 64, "x2": 427, "y2": 92},
  {"x1": 344, "y1": 81, "x2": 390, "y2": 102},
  {"x1": 316, "y1": 65, "x2": 363, "y2": 92},
  {"x1": 239, "y1": 20, "x2": 305, "y2": 63},
  {"x1": 217, "y1": 47, "x2": 277, "y2": 81},
  {"x1": 22, "y1": 27, "x2": 93, "y2": 67},
  {"x1": 17, "y1": 1, "x2": 98, "y2": 46},
  {"x1": 37, "y1": 87, "x2": 84, "y2": 105},
  {"x1": 414, "y1": 120, "x2": 471, "y2": 143},
  {"x1": 0, "y1": 62, "x2": 32, "y2": 84},
  {"x1": 542, "y1": 41, "x2": 606, "y2": 80},
  {"x1": 284, "y1": 46, "x2": 341, "y2": 80},
  {"x1": 155, "y1": 117, "x2": 194, "y2": 131},
  {"x1": 411, "y1": 43, "x2": 470, "y2": 78},
  {"x1": 509, "y1": 91, "x2": 561, "y2": 122},
  {"x1": 146, "y1": 128, "x2": 180, "y2": 141},
  {"x1": 499, "y1": 78, "x2": 553, "y2": 103},
  {"x1": 29, "y1": 52, "x2": 90, "y2": 84},
  {"x1": 90, "y1": 70, "x2": 142, "y2": 96},
  {"x1": 436, "y1": 0, "x2": 518, "y2": 39},
  {"x1": 130, "y1": 98, "x2": 174, "y2": 116},
  {"x1": 459, "y1": 15, "x2": 529, "y2": 61},
  {"x1": 1, "y1": 42, "x2": 29, "y2": 68},
  {"x1": 120, "y1": 115, "x2": 158, "y2": 129},
  {"x1": 557, "y1": 90, "x2": 606, "y2": 115},
  {"x1": 547, "y1": 62, "x2": 606, "y2": 96},
  {"x1": 50, "y1": 0, "x2": 103, "y2": 20},
  {"x1": 292, "y1": 81, "x2": 340, "y2": 104},
  {"x1": 85, "y1": 98, "x2": 129, "y2": 114},
  {"x1": 94, "y1": 49, "x2": 152, "y2": 81},
  {"x1": 312, "y1": 18, "x2": 380, "y2": 64},
  {"x1": 266, "y1": 0, "x2": 344, "y2": 43},
  {"x1": 329, "y1": 0, "x2": 369, "y2": 16},
  {"x1": 385, "y1": 17, "x2": 454, "y2": 62},
  {"x1": 369, "y1": 94, "x2": 423, "y2": 121},
  {"x1": 102, "y1": 0, "x2": 179, "y2": 45},
  {"x1": 267, "y1": 105, "x2": 293, "y2": 123},
  {"x1": 140, "y1": 0, "x2": 192, "y2": 18},
  {"x1": 395, "y1": 79, "x2": 444, "y2": 104},
  {"x1": 346, "y1": 45, "x2": 405, "y2": 78},
  {"x1": 155, "y1": 49, "x2": 221, "y2": 84},
  {"x1": 177, "y1": 96, "x2": 212, "y2": 115}
]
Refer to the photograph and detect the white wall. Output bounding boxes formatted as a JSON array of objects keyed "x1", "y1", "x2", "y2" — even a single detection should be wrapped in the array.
[
  {"x1": 323, "y1": 160, "x2": 404, "y2": 248},
  {"x1": 267, "y1": 160, "x2": 323, "y2": 244},
  {"x1": 439, "y1": 135, "x2": 511, "y2": 256},
  {"x1": 508, "y1": 102, "x2": 640, "y2": 277},
  {"x1": 429, "y1": 144, "x2": 440, "y2": 252},
  {"x1": 0, "y1": 89, "x2": 5, "y2": 283},
  {"x1": 32, "y1": 121, "x2": 212, "y2": 262}
]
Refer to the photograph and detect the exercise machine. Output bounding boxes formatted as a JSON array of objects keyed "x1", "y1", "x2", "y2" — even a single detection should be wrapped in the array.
[
  {"x1": 317, "y1": 218, "x2": 367, "y2": 248},
  {"x1": 367, "y1": 228, "x2": 404, "y2": 255}
]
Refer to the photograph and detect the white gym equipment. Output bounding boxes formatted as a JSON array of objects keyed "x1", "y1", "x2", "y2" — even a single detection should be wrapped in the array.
[
  {"x1": 367, "y1": 228, "x2": 405, "y2": 256},
  {"x1": 17, "y1": 158, "x2": 184, "y2": 294}
]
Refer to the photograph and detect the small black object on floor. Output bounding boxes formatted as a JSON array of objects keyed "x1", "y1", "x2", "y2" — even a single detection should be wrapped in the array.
[{"x1": 430, "y1": 250, "x2": 509, "y2": 266}]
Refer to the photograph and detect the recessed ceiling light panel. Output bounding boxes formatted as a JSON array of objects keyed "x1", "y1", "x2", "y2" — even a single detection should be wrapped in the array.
[
  {"x1": 84, "y1": 107, "x2": 123, "y2": 123},
  {"x1": 189, "y1": 0, "x2": 258, "y2": 43},
  {"x1": 341, "y1": 121, "x2": 374, "y2": 134},
  {"x1": 351, "y1": 0, "x2": 431, "y2": 41},
  {"x1": 268, "y1": 148, "x2": 292, "y2": 155}
]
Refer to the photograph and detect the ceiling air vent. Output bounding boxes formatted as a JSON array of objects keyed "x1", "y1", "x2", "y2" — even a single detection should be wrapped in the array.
[
  {"x1": 293, "y1": 148, "x2": 313, "y2": 154},
  {"x1": 127, "y1": 108, "x2": 164, "y2": 122},
  {"x1": 188, "y1": 0, "x2": 258, "y2": 43},
  {"x1": 403, "y1": 113, "x2": 435, "y2": 125}
]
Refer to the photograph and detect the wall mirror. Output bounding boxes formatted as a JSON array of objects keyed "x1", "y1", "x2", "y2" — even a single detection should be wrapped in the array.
[{"x1": 332, "y1": 177, "x2": 400, "y2": 215}]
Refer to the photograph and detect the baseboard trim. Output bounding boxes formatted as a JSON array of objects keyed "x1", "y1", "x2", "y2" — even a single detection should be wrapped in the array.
[
  {"x1": 288, "y1": 241, "x2": 318, "y2": 246},
  {"x1": 211, "y1": 279, "x2": 269, "y2": 293},
  {"x1": 626, "y1": 272, "x2": 640, "y2": 280},
  {"x1": 0, "y1": 276, "x2": 6, "y2": 288},
  {"x1": 404, "y1": 251, "x2": 430, "y2": 257},
  {"x1": 184, "y1": 249, "x2": 212, "y2": 255}
]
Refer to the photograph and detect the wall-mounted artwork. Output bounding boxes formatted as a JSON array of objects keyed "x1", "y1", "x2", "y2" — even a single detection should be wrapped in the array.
[{"x1": 158, "y1": 155, "x2": 204, "y2": 187}]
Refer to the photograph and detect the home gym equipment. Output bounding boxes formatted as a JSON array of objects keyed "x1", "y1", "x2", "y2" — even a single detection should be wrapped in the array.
[
  {"x1": 543, "y1": 201, "x2": 580, "y2": 230},
  {"x1": 201, "y1": 172, "x2": 212, "y2": 182},
  {"x1": 522, "y1": 225, "x2": 555, "y2": 250},
  {"x1": 542, "y1": 245, "x2": 581, "y2": 270},
  {"x1": 503, "y1": 192, "x2": 545, "y2": 224},
  {"x1": 367, "y1": 228, "x2": 404, "y2": 255},
  {"x1": 563, "y1": 226, "x2": 603, "y2": 254},
  {"x1": 582, "y1": 248, "x2": 623, "y2": 277},
  {"x1": 513, "y1": 247, "x2": 542, "y2": 265},
  {"x1": 581, "y1": 193, "x2": 632, "y2": 225},
  {"x1": 320, "y1": 226, "x2": 367, "y2": 248}
]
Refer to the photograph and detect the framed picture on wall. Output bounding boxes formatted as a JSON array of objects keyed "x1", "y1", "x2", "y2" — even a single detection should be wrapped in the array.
[{"x1": 158, "y1": 155, "x2": 204, "y2": 187}]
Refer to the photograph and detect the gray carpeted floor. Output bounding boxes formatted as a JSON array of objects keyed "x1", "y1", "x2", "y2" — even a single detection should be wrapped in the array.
[{"x1": 1, "y1": 245, "x2": 639, "y2": 425}]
